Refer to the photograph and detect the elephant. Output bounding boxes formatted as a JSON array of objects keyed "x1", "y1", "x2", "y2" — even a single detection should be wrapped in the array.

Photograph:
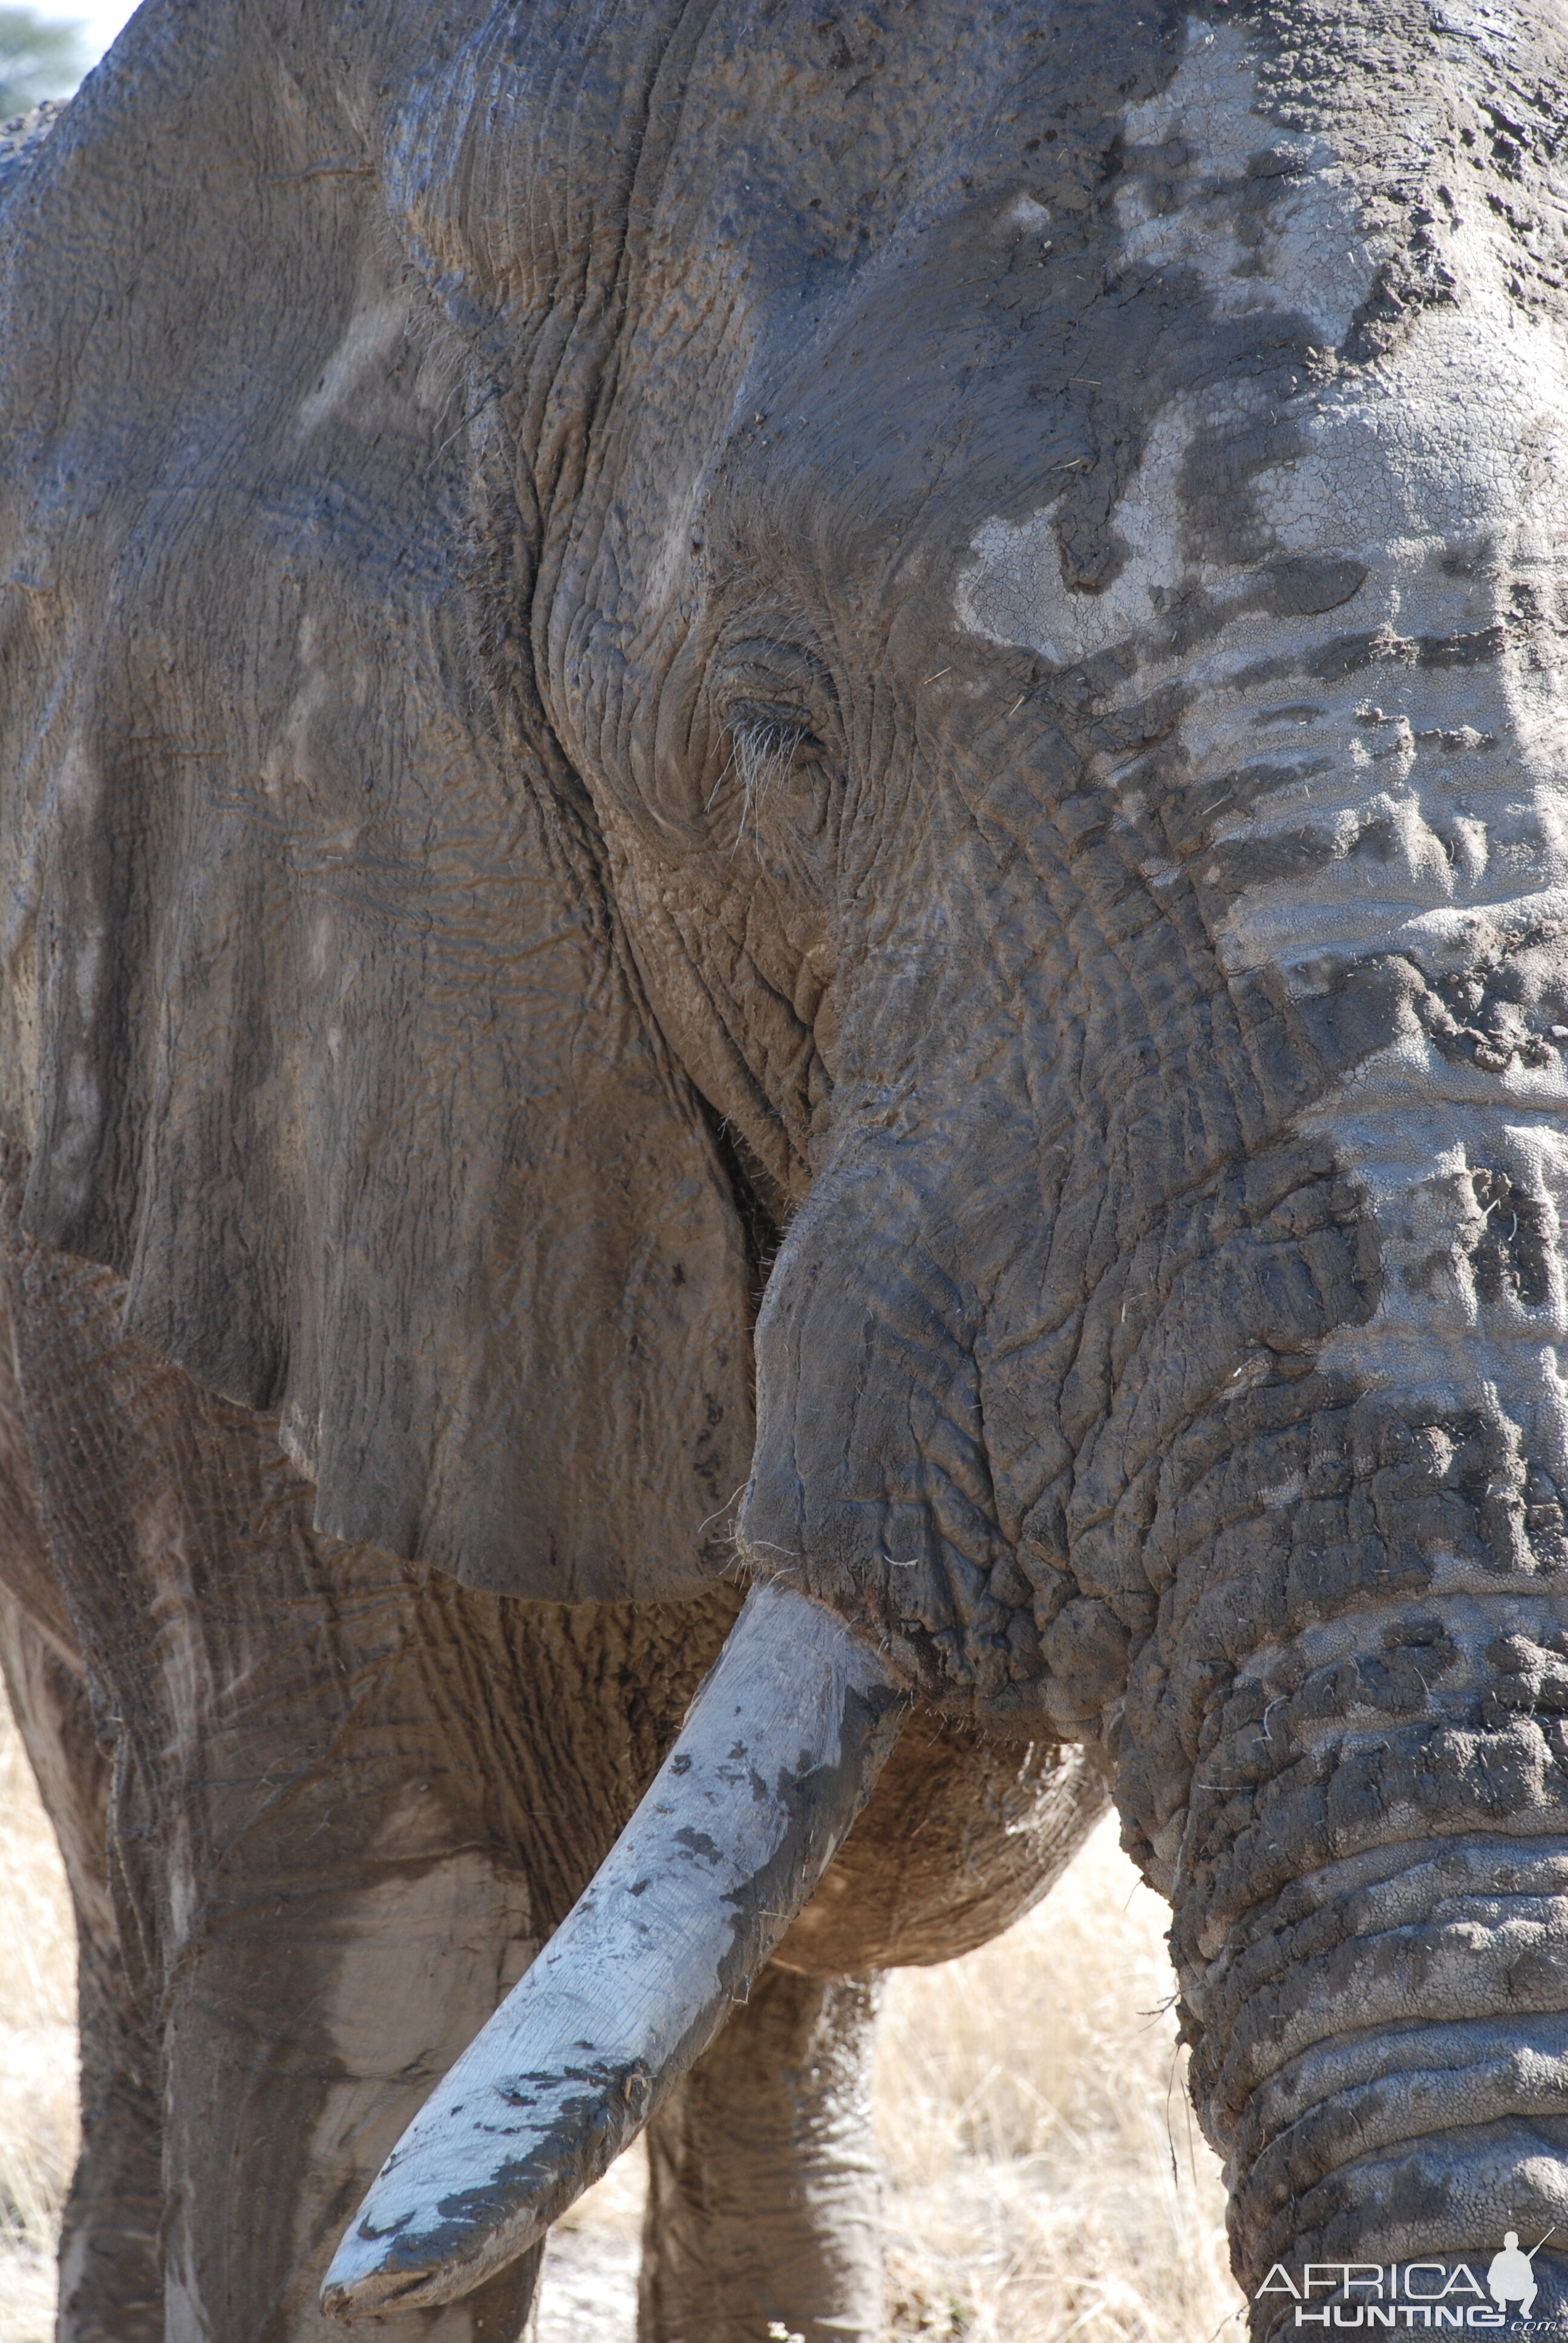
[{"x1": 4, "y1": 0, "x2": 1568, "y2": 2333}]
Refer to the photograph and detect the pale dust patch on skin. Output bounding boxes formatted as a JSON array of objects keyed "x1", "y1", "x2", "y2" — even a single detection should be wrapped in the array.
[
  {"x1": 0, "y1": 1679, "x2": 78, "y2": 2343},
  {"x1": 259, "y1": 609, "x2": 373, "y2": 811},
  {"x1": 1217, "y1": 200, "x2": 1568, "y2": 1452},
  {"x1": 956, "y1": 13, "x2": 1388, "y2": 669},
  {"x1": 296, "y1": 1821, "x2": 535, "y2": 2299},
  {"x1": 1429, "y1": 0, "x2": 1525, "y2": 45},
  {"x1": 955, "y1": 4, "x2": 1568, "y2": 1472},
  {"x1": 295, "y1": 293, "x2": 408, "y2": 435},
  {"x1": 1112, "y1": 19, "x2": 1392, "y2": 341},
  {"x1": 310, "y1": 1832, "x2": 534, "y2": 2083}
]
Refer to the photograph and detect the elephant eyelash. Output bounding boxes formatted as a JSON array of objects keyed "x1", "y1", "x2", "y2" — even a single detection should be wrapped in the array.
[{"x1": 707, "y1": 711, "x2": 821, "y2": 845}]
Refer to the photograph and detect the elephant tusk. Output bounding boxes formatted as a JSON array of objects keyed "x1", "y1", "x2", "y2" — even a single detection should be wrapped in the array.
[{"x1": 319, "y1": 1578, "x2": 910, "y2": 2318}]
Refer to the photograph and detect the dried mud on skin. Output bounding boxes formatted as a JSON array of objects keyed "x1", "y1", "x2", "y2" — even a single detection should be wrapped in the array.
[{"x1": 0, "y1": 1676, "x2": 1240, "y2": 2343}]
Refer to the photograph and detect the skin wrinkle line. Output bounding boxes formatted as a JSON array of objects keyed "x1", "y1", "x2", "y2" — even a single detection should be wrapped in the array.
[
  {"x1": 1231, "y1": 1584, "x2": 1568, "y2": 1686},
  {"x1": 1206, "y1": 1901, "x2": 1568, "y2": 2031},
  {"x1": 1187, "y1": 1560, "x2": 1556, "y2": 1643},
  {"x1": 1204, "y1": 1835, "x2": 1568, "y2": 1938},
  {"x1": 1252, "y1": 2030, "x2": 1568, "y2": 2149}
]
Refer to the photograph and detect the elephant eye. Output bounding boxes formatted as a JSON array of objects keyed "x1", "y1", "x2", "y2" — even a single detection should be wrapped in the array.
[{"x1": 708, "y1": 699, "x2": 826, "y2": 814}]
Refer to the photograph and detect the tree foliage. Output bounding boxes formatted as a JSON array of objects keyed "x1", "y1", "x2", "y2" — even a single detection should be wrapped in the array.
[{"x1": 0, "y1": 8, "x2": 85, "y2": 119}]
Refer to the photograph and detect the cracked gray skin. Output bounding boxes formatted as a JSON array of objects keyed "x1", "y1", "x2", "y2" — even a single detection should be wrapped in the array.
[{"x1": 5, "y1": 0, "x2": 1568, "y2": 2333}]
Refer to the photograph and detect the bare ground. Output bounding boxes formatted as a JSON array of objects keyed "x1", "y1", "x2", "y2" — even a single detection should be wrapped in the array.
[{"x1": 0, "y1": 1684, "x2": 1243, "y2": 2342}]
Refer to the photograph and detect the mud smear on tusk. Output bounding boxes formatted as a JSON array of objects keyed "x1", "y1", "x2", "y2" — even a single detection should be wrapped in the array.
[{"x1": 320, "y1": 1579, "x2": 909, "y2": 2317}]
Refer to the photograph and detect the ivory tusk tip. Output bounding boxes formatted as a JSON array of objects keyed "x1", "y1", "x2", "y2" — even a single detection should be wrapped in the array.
[
  {"x1": 320, "y1": 2181, "x2": 543, "y2": 2319},
  {"x1": 321, "y1": 2239, "x2": 446, "y2": 2321},
  {"x1": 321, "y1": 2218, "x2": 456, "y2": 2319},
  {"x1": 321, "y1": 2176, "x2": 549, "y2": 2318},
  {"x1": 319, "y1": 2059, "x2": 645, "y2": 2318}
]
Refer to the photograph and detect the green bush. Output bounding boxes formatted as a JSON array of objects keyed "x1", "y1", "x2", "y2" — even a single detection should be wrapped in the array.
[{"x1": 0, "y1": 8, "x2": 86, "y2": 118}]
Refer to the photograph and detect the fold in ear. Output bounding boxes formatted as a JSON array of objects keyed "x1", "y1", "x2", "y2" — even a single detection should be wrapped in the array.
[{"x1": 0, "y1": 7, "x2": 752, "y2": 1601}]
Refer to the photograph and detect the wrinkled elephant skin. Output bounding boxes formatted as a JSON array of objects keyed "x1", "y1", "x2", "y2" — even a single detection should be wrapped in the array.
[{"x1": 4, "y1": 0, "x2": 1568, "y2": 2336}]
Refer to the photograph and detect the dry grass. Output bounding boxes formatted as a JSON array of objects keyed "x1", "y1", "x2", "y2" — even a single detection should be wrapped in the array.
[
  {"x1": 0, "y1": 1682, "x2": 79, "y2": 2343},
  {"x1": 875, "y1": 1825, "x2": 1243, "y2": 2343},
  {"x1": 0, "y1": 1679, "x2": 1243, "y2": 2343}
]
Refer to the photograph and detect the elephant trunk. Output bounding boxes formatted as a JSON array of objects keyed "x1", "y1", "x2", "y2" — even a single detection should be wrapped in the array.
[
  {"x1": 1143, "y1": 1408, "x2": 1568, "y2": 2335},
  {"x1": 319, "y1": 1579, "x2": 908, "y2": 2319}
]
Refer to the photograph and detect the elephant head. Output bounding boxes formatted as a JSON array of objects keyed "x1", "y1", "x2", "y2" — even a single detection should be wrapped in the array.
[{"x1": 7, "y1": 0, "x2": 1568, "y2": 2330}]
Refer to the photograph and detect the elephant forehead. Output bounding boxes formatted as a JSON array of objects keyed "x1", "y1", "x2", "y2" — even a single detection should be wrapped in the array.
[
  {"x1": 953, "y1": 19, "x2": 1568, "y2": 682},
  {"x1": 936, "y1": 10, "x2": 1568, "y2": 1558},
  {"x1": 1108, "y1": 17, "x2": 1392, "y2": 349}
]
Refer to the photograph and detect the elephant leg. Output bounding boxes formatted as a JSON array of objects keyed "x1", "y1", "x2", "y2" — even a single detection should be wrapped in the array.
[
  {"x1": 0, "y1": 1194, "x2": 740, "y2": 2343},
  {"x1": 638, "y1": 1964, "x2": 884, "y2": 2343},
  {"x1": 90, "y1": 1525, "x2": 549, "y2": 2343},
  {"x1": 0, "y1": 1229, "x2": 543, "y2": 2341},
  {"x1": 155, "y1": 1826, "x2": 546, "y2": 2343},
  {"x1": 138, "y1": 1552, "x2": 730, "y2": 2343},
  {"x1": 0, "y1": 1589, "x2": 164, "y2": 2343},
  {"x1": 0, "y1": 1257, "x2": 166, "y2": 2343}
]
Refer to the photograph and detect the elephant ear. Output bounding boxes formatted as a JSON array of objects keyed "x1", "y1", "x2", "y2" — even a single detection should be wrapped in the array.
[{"x1": 0, "y1": 5, "x2": 753, "y2": 1601}]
